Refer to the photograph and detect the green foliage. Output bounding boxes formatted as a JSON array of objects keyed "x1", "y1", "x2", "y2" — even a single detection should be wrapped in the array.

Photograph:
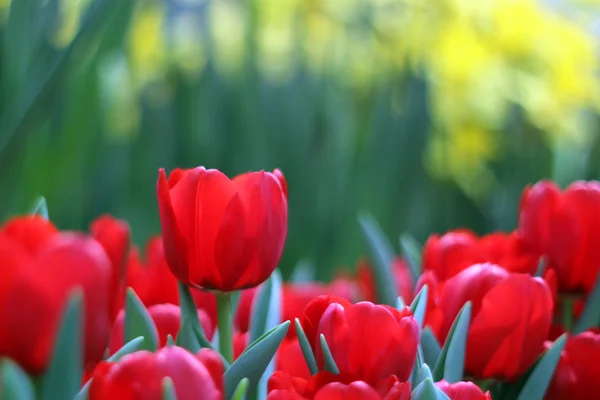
[
  {"x1": 125, "y1": 288, "x2": 158, "y2": 352},
  {"x1": 433, "y1": 302, "x2": 472, "y2": 384}
]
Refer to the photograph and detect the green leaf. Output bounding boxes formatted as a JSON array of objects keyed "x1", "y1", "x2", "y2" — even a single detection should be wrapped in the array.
[
  {"x1": 107, "y1": 336, "x2": 145, "y2": 362},
  {"x1": 412, "y1": 378, "x2": 450, "y2": 400},
  {"x1": 421, "y1": 327, "x2": 441, "y2": 367},
  {"x1": 30, "y1": 196, "x2": 48, "y2": 220},
  {"x1": 74, "y1": 381, "x2": 91, "y2": 400},
  {"x1": 162, "y1": 377, "x2": 177, "y2": 400},
  {"x1": 166, "y1": 334, "x2": 175, "y2": 346},
  {"x1": 535, "y1": 257, "x2": 547, "y2": 278},
  {"x1": 515, "y1": 334, "x2": 567, "y2": 400},
  {"x1": 248, "y1": 271, "x2": 282, "y2": 400},
  {"x1": 358, "y1": 212, "x2": 398, "y2": 307},
  {"x1": 249, "y1": 270, "x2": 282, "y2": 344},
  {"x1": 224, "y1": 321, "x2": 290, "y2": 400},
  {"x1": 176, "y1": 317, "x2": 201, "y2": 353},
  {"x1": 232, "y1": 378, "x2": 249, "y2": 400},
  {"x1": 320, "y1": 334, "x2": 340, "y2": 374},
  {"x1": 574, "y1": 271, "x2": 600, "y2": 334},
  {"x1": 433, "y1": 302, "x2": 472, "y2": 384},
  {"x1": 409, "y1": 285, "x2": 429, "y2": 330},
  {"x1": 396, "y1": 296, "x2": 406, "y2": 309},
  {"x1": 178, "y1": 283, "x2": 209, "y2": 342},
  {"x1": 417, "y1": 363, "x2": 433, "y2": 386},
  {"x1": 40, "y1": 290, "x2": 84, "y2": 400},
  {"x1": 125, "y1": 288, "x2": 158, "y2": 352},
  {"x1": 289, "y1": 259, "x2": 316, "y2": 284},
  {"x1": 190, "y1": 324, "x2": 230, "y2": 369},
  {"x1": 294, "y1": 318, "x2": 318, "y2": 375},
  {"x1": 410, "y1": 347, "x2": 424, "y2": 388},
  {"x1": 1, "y1": 358, "x2": 35, "y2": 400},
  {"x1": 400, "y1": 233, "x2": 422, "y2": 282}
]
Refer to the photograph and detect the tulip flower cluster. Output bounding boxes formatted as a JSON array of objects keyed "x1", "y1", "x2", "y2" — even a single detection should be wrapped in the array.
[{"x1": 1, "y1": 170, "x2": 599, "y2": 400}]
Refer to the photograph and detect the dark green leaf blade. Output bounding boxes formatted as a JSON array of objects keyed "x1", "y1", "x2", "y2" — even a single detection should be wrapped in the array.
[
  {"x1": 320, "y1": 334, "x2": 340, "y2": 374},
  {"x1": 409, "y1": 285, "x2": 429, "y2": 330},
  {"x1": 125, "y1": 288, "x2": 158, "y2": 352},
  {"x1": 294, "y1": 318, "x2": 318, "y2": 375},
  {"x1": 574, "y1": 271, "x2": 600, "y2": 334},
  {"x1": 162, "y1": 377, "x2": 177, "y2": 400},
  {"x1": 421, "y1": 327, "x2": 442, "y2": 367},
  {"x1": 358, "y1": 212, "x2": 398, "y2": 306},
  {"x1": 400, "y1": 233, "x2": 422, "y2": 282},
  {"x1": 224, "y1": 321, "x2": 290, "y2": 400},
  {"x1": 433, "y1": 302, "x2": 472, "y2": 383},
  {"x1": 30, "y1": 196, "x2": 49, "y2": 220},
  {"x1": 107, "y1": 336, "x2": 145, "y2": 362},
  {"x1": 1, "y1": 358, "x2": 35, "y2": 400},
  {"x1": 515, "y1": 334, "x2": 567, "y2": 400},
  {"x1": 40, "y1": 290, "x2": 84, "y2": 400}
]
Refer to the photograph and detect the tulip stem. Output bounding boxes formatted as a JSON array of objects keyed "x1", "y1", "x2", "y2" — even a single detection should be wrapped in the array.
[{"x1": 216, "y1": 293, "x2": 233, "y2": 364}]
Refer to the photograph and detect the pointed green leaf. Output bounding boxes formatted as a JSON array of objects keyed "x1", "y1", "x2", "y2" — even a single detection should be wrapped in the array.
[
  {"x1": 290, "y1": 260, "x2": 316, "y2": 284},
  {"x1": 248, "y1": 271, "x2": 282, "y2": 400},
  {"x1": 417, "y1": 363, "x2": 433, "y2": 386},
  {"x1": 515, "y1": 334, "x2": 567, "y2": 400},
  {"x1": 433, "y1": 302, "x2": 472, "y2": 383},
  {"x1": 176, "y1": 317, "x2": 200, "y2": 353},
  {"x1": 125, "y1": 288, "x2": 158, "y2": 352},
  {"x1": 421, "y1": 327, "x2": 441, "y2": 367},
  {"x1": 40, "y1": 290, "x2": 84, "y2": 400},
  {"x1": 249, "y1": 270, "x2": 282, "y2": 344},
  {"x1": 358, "y1": 212, "x2": 398, "y2": 307},
  {"x1": 574, "y1": 271, "x2": 600, "y2": 334},
  {"x1": 410, "y1": 285, "x2": 429, "y2": 330},
  {"x1": 30, "y1": 196, "x2": 49, "y2": 220},
  {"x1": 162, "y1": 377, "x2": 177, "y2": 400},
  {"x1": 166, "y1": 334, "x2": 175, "y2": 346},
  {"x1": 178, "y1": 283, "x2": 209, "y2": 341},
  {"x1": 320, "y1": 334, "x2": 340, "y2": 374},
  {"x1": 412, "y1": 378, "x2": 450, "y2": 400},
  {"x1": 396, "y1": 296, "x2": 406, "y2": 309},
  {"x1": 400, "y1": 233, "x2": 422, "y2": 282},
  {"x1": 232, "y1": 378, "x2": 249, "y2": 400},
  {"x1": 224, "y1": 321, "x2": 290, "y2": 400},
  {"x1": 108, "y1": 336, "x2": 145, "y2": 362},
  {"x1": 410, "y1": 347, "x2": 424, "y2": 388},
  {"x1": 294, "y1": 318, "x2": 318, "y2": 375},
  {"x1": 535, "y1": 257, "x2": 547, "y2": 278},
  {"x1": 1, "y1": 359, "x2": 35, "y2": 400}
]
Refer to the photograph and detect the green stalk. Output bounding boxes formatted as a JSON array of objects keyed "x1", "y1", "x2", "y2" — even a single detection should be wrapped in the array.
[{"x1": 216, "y1": 293, "x2": 233, "y2": 364}]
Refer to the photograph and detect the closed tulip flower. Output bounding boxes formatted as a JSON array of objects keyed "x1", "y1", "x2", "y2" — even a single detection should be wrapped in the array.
[
  {"x1": 90, "y1": 215, "x2": 131, "y2": 323},
  {"x1": 545, "y1": 331, "x2": 600, "y2": 400},
  {"x1": 300, "y1": 296, "x2": 419, "y2": 385},
  {"x1": 423, "y1": 229, "x2": 537, "y2": 281},
  {"x1": 89, "y1": 346, "x2": 223, "y2": 400},
  {"x1": 107, "y1": 303, "x2": 214, "y2": 354},
  {"x1": 435, "y1": 380, "x2": 492, "y2": 400},
  {"x1": 0, "y1": 229, "x2": 111, "y2": 374},
  {"x1": 519, "y1": 180, "x2": 600, "y2": 293},
  {"x1": 437, "y1": 263, "x2": 553, "y2": 380},
  {"x1": 157, "y1": 167, "x2": 288, "y2": 291},
  {"x1": 268, "y1": 370, "x2": 411, "y2": 400}
]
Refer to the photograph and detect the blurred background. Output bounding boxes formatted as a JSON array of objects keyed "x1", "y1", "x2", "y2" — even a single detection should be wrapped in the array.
[{"x1": 0, "y1": 0, "x2": 599, "y2": 280}]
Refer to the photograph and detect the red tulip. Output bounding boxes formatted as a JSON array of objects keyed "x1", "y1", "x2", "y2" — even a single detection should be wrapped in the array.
[
  {"x1": 0, "y1": 232, "x2": 111, "y2": 374},
  {"x1": 2, "y1": 215, "x2": 58, "y2": 255},
  {"x1": 436, "y1": 263, "x2": 553, "y2": 380},
  {"x1": 108, "y1": 303, "x2": 214, "y2": 354},
  {"x1": 356, "y1": 257, "x2": 413, "y2": 304},
  {"x1": 423, "y1": 229, "x2": 538, "y2": 281},
  {"x1": 519, "y1": 180, "x2": 600, "y2": 293},
  {"x1": 435, "y1": 380, "x2": 492, "y2": 400},
  {"x1": 90, "y1": 215, "x2": 131, "y2": 323},
  {"x1": 157, "y1": 167, "x2": 288, "y2": 292},
  {"x1": 300, "y1": 297, "x2": 419, "y2": 385},
  {"x1": 276, "y1": 338, "x2": 311, "y2": 380},
  {"x1": 233, "y1": 287, "x2": 260, "y2": 333},
  {"x1": 234, "y1": 331, "x2": 249, "y2": 360},
  {"x1": 125, "y1": 236, "x2": 218, "y2": 324},
  {"x1": 89, "y1": 346, "x2": 223, "y2": 400},
  {"x1": 545, "y1": 331, "x2": 600, "y2": 400},
  {"x1": 268, "y1": 371, "x2": 410, "y2": 400}
]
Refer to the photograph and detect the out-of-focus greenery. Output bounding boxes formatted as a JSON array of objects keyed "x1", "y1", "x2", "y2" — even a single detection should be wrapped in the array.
[{"x1": 1, "y1": 0, "x2": 599, "y2": 279}]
